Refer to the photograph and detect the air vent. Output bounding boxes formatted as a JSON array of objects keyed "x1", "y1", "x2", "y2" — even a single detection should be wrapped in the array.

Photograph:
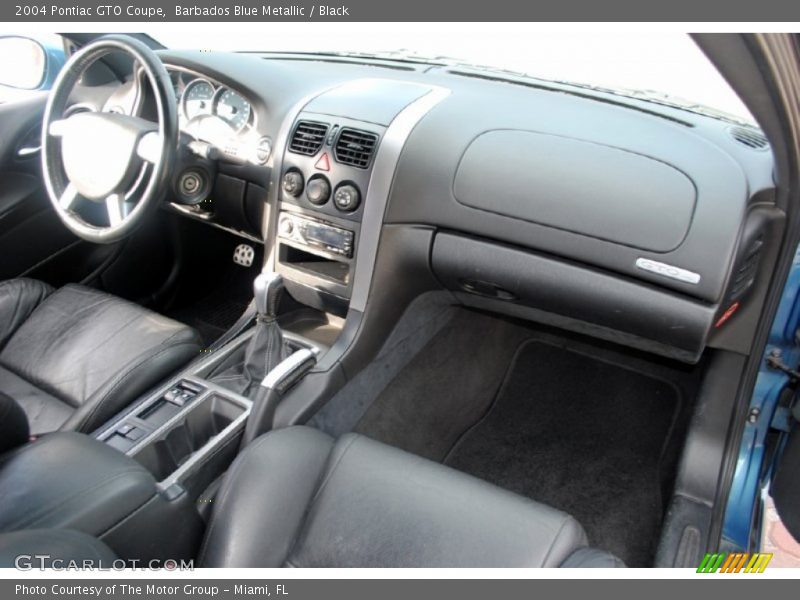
[
  {"x1": 289, "y1": 121, "x2": 328, "y2": 156},
  {"x1": 335, "y1": 128, "x2": 379, "y2": 168},
  {"x1": 730, "y1": 126, "x2": 769, "y2": 150},
  {"x1": 730, "y1": 236, "x2": 764, "y2": 300}
]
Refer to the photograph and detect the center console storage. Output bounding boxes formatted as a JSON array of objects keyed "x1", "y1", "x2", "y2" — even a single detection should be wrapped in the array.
[
  {"x1": 95, "y1": 324, "x2": 322, "y2": 500},
  {"x1": 134, "y1": 394, "x2": 246, "y2": 483},
  {"x1": 99, "y1": 384, "x2": 250, "y2": 500},
  {"x1": 95, "y1": 332, "x2": 257, "y2": 499}
]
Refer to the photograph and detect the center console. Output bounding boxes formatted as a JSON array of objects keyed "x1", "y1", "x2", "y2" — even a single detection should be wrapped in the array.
[
  {"x1": 96, "y1": 372, "x2": 249, "y2": 501},
  {"x1": 94, "y1": 325, "x2": 321, "y2": 501}
]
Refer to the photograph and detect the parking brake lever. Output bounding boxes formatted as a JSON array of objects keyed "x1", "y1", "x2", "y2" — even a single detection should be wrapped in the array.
[{"x1": 242, "y1": 347, "x2": 317, "y2": 446}]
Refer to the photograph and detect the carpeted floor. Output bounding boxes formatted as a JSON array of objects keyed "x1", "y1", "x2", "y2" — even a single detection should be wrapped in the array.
[
  {"x1": 352, "y1": 309, "x2": 699, "y2": 566},
  {"x1": 167, "y1": 266, "x2": 255, "y2": 346},
  {"x1": 444, "y1": 340, "x2": 680, "y2": 566},
  {"x1": 354, "y1": 310, "x2": 530, "y2": 461}
]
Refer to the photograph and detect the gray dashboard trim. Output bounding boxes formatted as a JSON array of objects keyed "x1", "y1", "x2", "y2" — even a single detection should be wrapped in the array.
[
  {"x1": 303, "y1": 78, "x2": 435, "y2": 127},
  {"x1": 350, "y1": 85, "x2": 451, "y2": 312}
]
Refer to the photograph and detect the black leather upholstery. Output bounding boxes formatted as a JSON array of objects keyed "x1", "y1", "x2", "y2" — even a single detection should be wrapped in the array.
[
  {"x1": 0, "y1": 393, "x2": 29, "y2": 454},
  {"x1": 0, "y1": 426, "x2": 622, "y2": 567},
  {"x1": 560, "y1": 547, "x2": 628, "y2": 568},
  {"x1": 200, "y1": 426, "x2": 621, "y2": 568},
  {"x1": 211, "y1": 317, "x2": 291, "y2": 397},
  {"x1": 0, "y1": 432, "x2": 157, "y2": 536},
  {"x1": 0, "y1": 529, "x2": 117, "y2": 568},
  {"x1": 0, "y1": 278, "x2": 53, "y2": 351},
  {"x1": 0, "y1": 278, "x2": 202, "y2": 434}
]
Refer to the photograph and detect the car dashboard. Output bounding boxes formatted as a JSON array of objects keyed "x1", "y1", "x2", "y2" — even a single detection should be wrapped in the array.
[{"x1": 77, "y1": 48, "x2": 782, "y2": 365}]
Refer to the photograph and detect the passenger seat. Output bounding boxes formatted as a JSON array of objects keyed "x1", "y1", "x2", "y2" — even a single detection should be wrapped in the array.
[{"x1": 198, "y1": 426, "x2": 623, "y2": 567}]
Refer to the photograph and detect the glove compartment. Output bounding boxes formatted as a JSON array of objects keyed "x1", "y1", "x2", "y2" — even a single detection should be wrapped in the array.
[{"x1": 431, "y1": 232, "x2": 716, "y2": 363}]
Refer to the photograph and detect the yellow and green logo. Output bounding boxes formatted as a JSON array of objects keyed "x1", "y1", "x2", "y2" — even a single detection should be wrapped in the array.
[{"x1": 697, "y1": 552, "x2": 773, "y2": 573}]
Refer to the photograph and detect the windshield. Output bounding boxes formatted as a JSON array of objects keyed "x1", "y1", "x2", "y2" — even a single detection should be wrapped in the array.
[{"x1": 156, "y1": 27, "x2": 753, "y2": 124}]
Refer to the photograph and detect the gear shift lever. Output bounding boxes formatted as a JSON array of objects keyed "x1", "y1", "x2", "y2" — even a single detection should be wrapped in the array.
[
  {"x1": 254, "y1": 271, "x2": 283, "y2": 320},
  {"x1": 211, "y1": 271, "x2": 290, "y2": 396}
]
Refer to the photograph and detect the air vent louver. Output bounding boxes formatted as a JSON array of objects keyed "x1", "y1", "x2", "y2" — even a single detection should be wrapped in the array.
[
  {"x1": 730, "y1": 236, "x2": 764, "y2": 300},
  {"x1": 289, "y1": 121, "x2": 328, "y2": 156},
  {"x1": 730, "y1": 127, "x2": 769, "y2": 150},
  {"x1": 335, "y1": 128, "x2": 379, "y2": 168}
]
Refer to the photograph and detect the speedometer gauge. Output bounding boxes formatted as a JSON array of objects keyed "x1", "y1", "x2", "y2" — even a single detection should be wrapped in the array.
[
  {"x1": 182, "y1": 79, "x2": 215, "y2": 120},
  {"x1": 213, "y1": 88, "x2": 251, "y2": 132}
]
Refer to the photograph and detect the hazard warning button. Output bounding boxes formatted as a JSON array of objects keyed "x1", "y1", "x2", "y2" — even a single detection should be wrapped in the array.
[{"x1": 315, "y1": 153, "x2": 331, "y2": 171}]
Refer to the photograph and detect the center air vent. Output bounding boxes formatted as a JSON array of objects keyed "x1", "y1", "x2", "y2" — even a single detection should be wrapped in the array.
[
  {"x1": 730, "y1": 126, "x2": 769, "y2": 150},
  {"x1": 289, "y1": 121, "x2": 328, "y2": 156},
  {"x1": 335, "y1": 128, "x2": 379, "y2": 168}
]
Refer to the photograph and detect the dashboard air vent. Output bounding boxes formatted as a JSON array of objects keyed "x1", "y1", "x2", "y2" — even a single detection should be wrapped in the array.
[
  {"x1": 730, "y1": 127, "x2": 769, "y2": 150},
  {"x1": 289, "y1": 121, "x2": 328, "y2": 155},
  {"x1": 730, "y1": 236, "x2": 763, "y2": 300},
  {"x1": 335, "y1": 128, "x2": 379, "y2": 168}
]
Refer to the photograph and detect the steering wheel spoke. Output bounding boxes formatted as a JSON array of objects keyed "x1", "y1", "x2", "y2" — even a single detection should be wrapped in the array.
[
  {"x1": 105, "y1": 194, "x2": 132, "y2": 227},
  {"x1": 136, "y1": 131, "x2": 162, "y2": 163},
  {"x1": 48, "y1": 119, "x2": 70, "y2": 138},
  {"x1": 59, "y1": 183, "x2": 80, "y2": 210}
]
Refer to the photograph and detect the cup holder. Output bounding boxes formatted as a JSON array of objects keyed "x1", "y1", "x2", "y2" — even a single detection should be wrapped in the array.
[{"x1": 132, "y1": 393, "x2": 247, "y2": 484}]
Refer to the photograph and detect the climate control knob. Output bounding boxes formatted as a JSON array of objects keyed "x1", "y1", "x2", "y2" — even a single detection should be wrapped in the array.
[
  {"x1": 306, "y1": 176, "x2": 331, "y2": 205},
  {"x1": 334, "y1": 184, "x2": 361, "y2": 212},
  {"x1": 282, "y1": 171, "x2": 304, "y2": 197}
]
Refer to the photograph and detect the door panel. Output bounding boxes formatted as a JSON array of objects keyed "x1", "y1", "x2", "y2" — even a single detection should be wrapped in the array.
[
  {"x1": 0, "y1": 171, "x2": 78, "y2": 280},
  {"x1": 0, "y1": 93, "x2": 119, "y2": 283}
]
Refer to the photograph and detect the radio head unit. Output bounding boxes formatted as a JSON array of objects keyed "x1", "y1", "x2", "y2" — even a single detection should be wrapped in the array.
[{"x1": 278, "y1": 212, "x2": 354, "y2": 260}]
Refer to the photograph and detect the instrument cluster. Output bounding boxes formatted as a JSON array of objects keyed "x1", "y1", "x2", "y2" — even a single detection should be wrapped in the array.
[
  {"x1": 180, "y1": 77, "x2": 252, "y2": 132},
  {"x1": 168, "y1": 68, "x2": 271, "y2": 165},
  {"x1": 168, "y1": 69, "x2": 255, "y2": 133}
]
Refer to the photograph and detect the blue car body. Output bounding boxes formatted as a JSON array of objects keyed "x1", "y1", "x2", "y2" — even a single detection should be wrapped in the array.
[{"x1": 723, "y1": 244, "x2": 800, "y2": 549}]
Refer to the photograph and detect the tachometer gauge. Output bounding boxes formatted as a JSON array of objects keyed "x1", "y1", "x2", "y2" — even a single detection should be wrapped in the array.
[
  {"x1": 213, "y1": 88, "x2": 251, "y2": 132},
  {"x1": 182, "y1": 79, "x2": 215, "y2": 120}
]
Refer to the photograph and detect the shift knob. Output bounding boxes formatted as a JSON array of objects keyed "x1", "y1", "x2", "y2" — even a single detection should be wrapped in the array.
[{"x1": 253, "y1": 272, "x2": 284, "y2": 319}]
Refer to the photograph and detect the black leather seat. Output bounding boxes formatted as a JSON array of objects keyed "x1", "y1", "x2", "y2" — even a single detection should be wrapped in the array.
[
  {"x1": 0, "y1": 430, "x2": 203, "y2": 562},
  {"x1": 198, "y1": 427, "x2": 623, "y2": 567},
  {"x1": 0, "y1": 278, "x2": 202, "y2": 434},
  {"x1": 0, "y1": 529, "x2": 118, "y2": 569},
  {"x1": 0, "y1": 426, "x2": 623, "y2": 567},
  {"x1": 0, "y1": 432, "x2": 156, "y2": 535}
]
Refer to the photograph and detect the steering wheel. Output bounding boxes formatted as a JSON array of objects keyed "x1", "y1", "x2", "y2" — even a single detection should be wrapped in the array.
[{"x1": 41, "y1": 35, "x2": 178, "y2": 244}]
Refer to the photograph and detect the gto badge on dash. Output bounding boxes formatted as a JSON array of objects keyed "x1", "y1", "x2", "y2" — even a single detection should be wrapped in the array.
[{"x1": 635, "y1": 258, "x2": 701, "y2": 285}]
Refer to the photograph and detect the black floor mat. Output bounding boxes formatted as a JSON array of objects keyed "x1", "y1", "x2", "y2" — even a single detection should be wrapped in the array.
[
  {"x1": 167, "y1": 267, "x2": 254, "y2": 346},
  {"x1": 353, "y1": 310, "x2": 698, "y2": 567},
  {"x1": 444, "y1": 340, "x2": 680, "y2": 566},
  {"x1": 354, "y1": 310, "x2": 531, "y2": 461}
]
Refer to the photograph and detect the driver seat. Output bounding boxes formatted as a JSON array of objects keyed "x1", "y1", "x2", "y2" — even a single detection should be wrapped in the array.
[{"x1": 0, "y1": 278, "x2": 202, "y2": 435}]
